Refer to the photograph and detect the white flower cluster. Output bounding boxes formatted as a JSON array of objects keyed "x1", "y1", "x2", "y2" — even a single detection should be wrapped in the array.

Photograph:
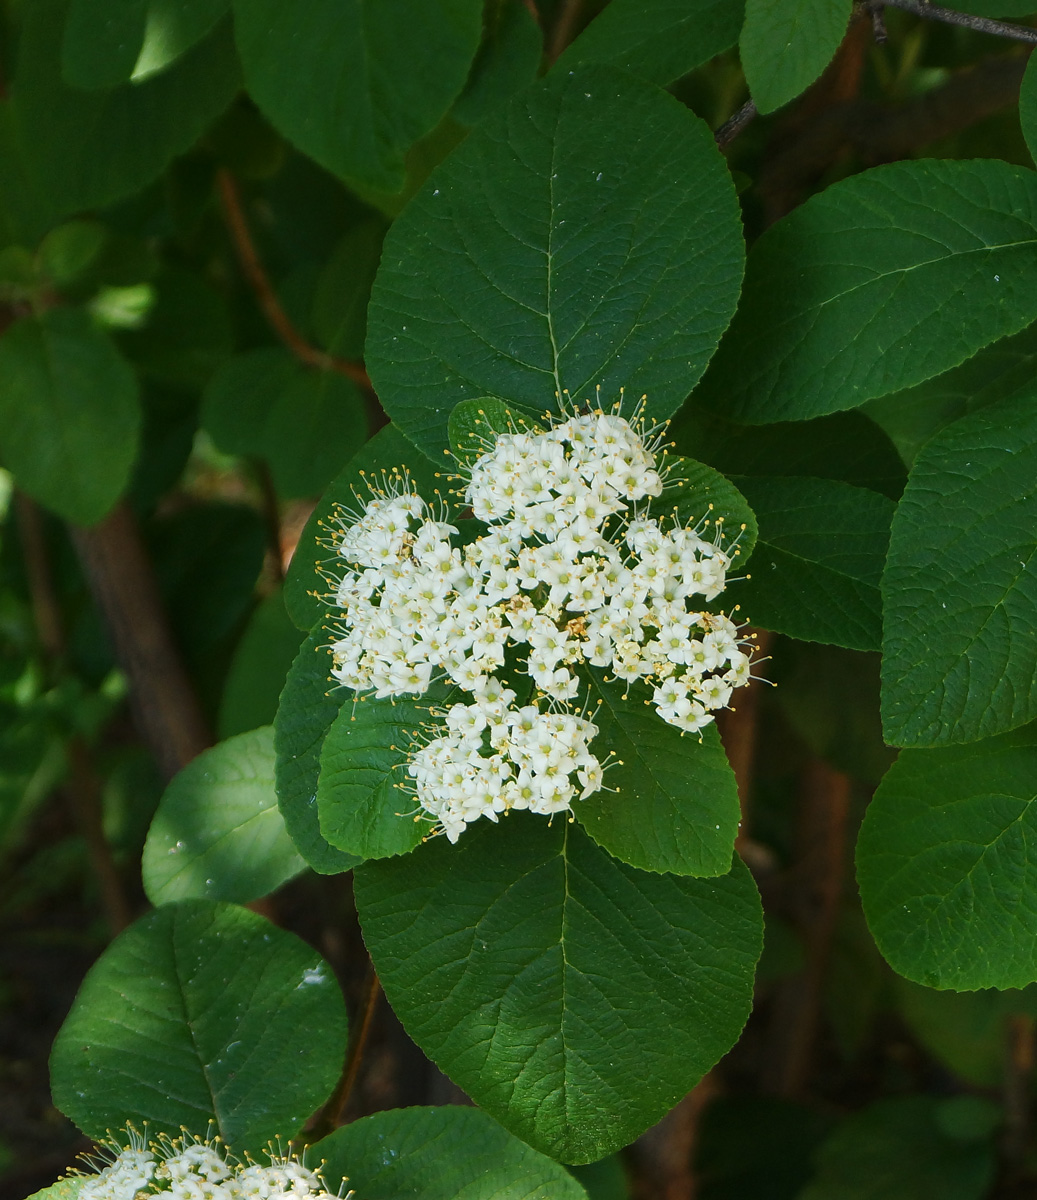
[
  {"x1": 72, "y1": 1129, "x2": 343, "y2": 1200},
  {"x1": 327, "y1": 404, "x2": 753, "y2": 843}
]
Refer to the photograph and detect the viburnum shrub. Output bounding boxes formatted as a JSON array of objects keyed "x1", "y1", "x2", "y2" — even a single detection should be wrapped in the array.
[{"x1": 3, "y1": 0, "x2": 1037, "y2": 1196}]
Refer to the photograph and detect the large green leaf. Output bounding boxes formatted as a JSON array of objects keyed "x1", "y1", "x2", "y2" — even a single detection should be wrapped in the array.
[
  {"x1": 201, "y1": 348, "x2": 369, "y2": 499},
  {"x1": 50, "y1": 900, "x2": 347, "y2": 1153},
  {"x1": 857, "y1": 724, "x2": 1037, "y2": 990},
  {"x1": 274, "y1": 627, "x2": 359, "y2": 875},
  {"x1": 0, "y1": 309, "x2": 139, "y2": 525},
  {"x1": 740, "y1": 0, "x2": 852, "y2": 114},
  {"x1": 231, "y1": 0, "x2": 482, "y2": 192},
  {"x1": 577, "y1": 673, "x2": 740, "y2": 876},
  {"x1": 61, "y1": 0, "x2": 229, "y2": 88},
  {"x1": 555, "y1": 0, "x2": 744, "y2": 86},
  {"x1": 732, "y1": 476, "x2": 894, "y2": 652},
  {"x1": 353, "y1": 817, "x2": 762, "y2": 1162},
  {"x1": 315, "y1": 1107, "x2": 588, "y2": 1200},
  {"x1": 798, "y1": 1097, "x2": 996, "y2": 1200},
  {"x1": 881, "y1": 392, "x2": 1037, "y2": 747},
  {"x1": 863, "y1": 321, "x2": 1037, "y2": 468},
  {"x1": 283, "y1": 422, "x2": 442, "y2": 631},
  {"x1": 452, "y1": 1, "x2": 543, "y2": 127},
  {"x1": 366, "y1": 66, "x2": 745, "y2": 461},
  {"x1": 317, "y1": 692, "x2": 431, "y2": 860},
  {"x1": 11, "y1": 0, "x2": 240, "y2": 224},
  {"x1": 698, "y1": 160, "x2": 1037, "y2": 425},
  {"x1": 141, "y1": 727, "x2": 306, "y2": 906}
]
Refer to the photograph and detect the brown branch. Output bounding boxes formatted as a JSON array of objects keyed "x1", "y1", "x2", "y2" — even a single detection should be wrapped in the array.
[
  {"x1": 1003, "y1": 1013, "x2": 1035, "y2": 1168},
  {"x1": 253, "y1": 459, "x2": 286, "y2": 585},
  {"x1": 546, "y1": 0, "x2": 584, "y2": 63},
  {"x1": 870, "y1": 0, "x2": 1037, "y2": 45},
  {"x1": 215, "y1": 169, "x2": 372, "y2": 390},
  {"x1": 306, "y1": 967, "x2": 382, "y2": 1140},
  {"x1": 71, "y1": 502, "x2": 211, "y2": 781},
  {"x1": 715, "y1": 100, "x2": 758, "y2": 149},
  {"x1": 631, "y1": 1073, "x2": 718, "y2": 1200},
  {"x1": 15, "y1": 492, "x2": 132, "y2": 934},
  {"x1": 760, "y1": 760, "x2": 851, "y2": 1098}
]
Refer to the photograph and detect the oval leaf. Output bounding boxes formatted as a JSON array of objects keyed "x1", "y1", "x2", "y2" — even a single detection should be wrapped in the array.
[
  {"x1": 881, "y1": 391, "x2": 1037, "y2": 747},
  {"x1": 314, "y1": 1107, "x2": 588, "y2": 1200},
  {"x1": 274, "y1": 627, "x2": 360, "y2": 875},
  {"x1": 733, "y1": 475, "x2": 895, "y2": 652},
  {"x1": 232, "y1": 0, "x2": 482, "y2": 192},
  {"x1": 317, "y1": 693, "x2": 430, "y2": 860},
  {"x1": 858, "y1": 724, "x2": 1037, "y2": 991},
  {"x1": 50, "y1": 900, "x2": 348, "y2": 1153},
  {"x1": 740, "y1": 0, "x2": 852, "y2": 114},
  {"x1": 218, "y1": 590, "x2": 306, "y2": 739},
  {"x1": 367, "y1": 65, "x2": 745, "y2": 461},
  {"x1": 353, "y1": 817, "x2": 762, "y2": 1162},
  {"x1": 699, "y1": 159, "x2": 1037, "y2": 425},
  {"x1": 578, "y1": 671, "x2": 741, "y2": 876},
  {"x1": 0, "y1": 309, "x2": 140, "y2": 525},
  {"x1": 142, "y1": 727, "x2": 306, "y2": 905},
  {"x1": 555, "y1": 0, "x2": 744, "y2": 87}
]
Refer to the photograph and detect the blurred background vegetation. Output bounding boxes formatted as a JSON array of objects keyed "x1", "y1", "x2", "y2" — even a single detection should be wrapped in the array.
[{"x1": 0, "y1": 1, "x2": 1035, "y2": 1197}]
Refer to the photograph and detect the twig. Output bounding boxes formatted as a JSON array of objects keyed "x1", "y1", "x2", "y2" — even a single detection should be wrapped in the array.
[
  {"x1": 215, "y1": 169, "x2": 372, "y2": 390},
  {"x1": 871, "y1": 3, "x2": 888, "y2": 43},
  {"x1": 869, "y1": 0, "x2": 1037, "y2": 44},
  {"x1": 71, "y1": 503, "x2": 211, "y2": 780},
  {"x1": 306, "y1": 967, "x2": 382, "y2": 1140},
  {"x1": 253, "y1": 459, "x2": 285, "y2": 585},
  {"x1": 1003, "y1": 1013, "x2": 1035, "y2": 1167},
  {"x1": 546, "y1": 0, "x2": 584, "y2": 63},
  {"x1": 14, "y1": 492, "x2": 132, "y2": 934},
  {"x1": 714, "y1": 100, "x2": 758, "y2": 149}
]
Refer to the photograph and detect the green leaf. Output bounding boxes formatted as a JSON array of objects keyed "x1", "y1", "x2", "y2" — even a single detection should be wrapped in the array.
[
  {"x1": 896, "y1": 977, "x2": 1037, "y2": 1087},
  {"x1": 61, "y1": 0, "x2": 229, "y2": 89},
  {"x1": 577, "y1": 672, "x2": 740, "y2": 876},
  {"x1": 0, "y1": 309, "x2": 140, "y2": 525},
  {"x1": 671, "y1": 406, "x2": 905, "y2": 499},
  {"x1": 740, "y1": 0, "x2": 852, "y2": 114},
  {"x1": 857, "y1": 724, "x2": 1037, "y2": 990},
  {"x1": 881, "y1": 391, "x2": 1037, "y2": 747},
  {"x1": 731, "y1": 476, "x2": 894, "y2": 652},
  {"x1": 219, "y1": 590, "x2": 306, "y2": 739},
  {"x1": 231, "y1": 0, "x2": 482, "y2": 192},
  {"x1": 567, "y1": 1159, "x2": 628, "y2": 1200},
  {"x1": 203, "y1": 348, "x2": 370, "y2": 499},
  {"x1": 141, "y1": 727, "x2": 306, "y2": 906},
  {"x1": 314, "y1": 1106, "x2": 589, "y2": 1200},
  {"x1": 274, "y1": 627, "x2": 360, "y2": 875},
  {"x1": 555, "y1": 0, "x2": 744, "y2": 86},
  {"x1": 50, "y1": 900, "x2": 347, "y2": 1153},
  {"x1": 11, "y1": 0, "x2": 240, "y2": 225},
  {"x1": 653, "y1": 455, "x2": 758, "y2": 565},
  {"x1": 1022, "y1": 50, "x2": 1037, "y2": 167},
  {"x1": 317, "y1": 692, "x2": 430, "y2": 860},
  {"x1": 38, "y1": 220, "x2": 108, "y2": 287},
  {"x1": 798, "y1": 1097, "x2": 996, "y2": 1200},
  {"x1": 698, "y1": 160, "x2": 1037, "y2": 425},
  {"x1": 27, "y1": 1182, "x2": 84, "y2": 1200},
  {"x1": 283, "y1": 422, "x2": 442, "y2": 631},
  {"x1": 447, "y1": 395, "x2": 539, "y2": 470},
  {"x1": 453, "y1": 1, "x2": 543, "y2": 126},
  {"x1": 311, "y1": 219, "x2": 388, "y2": 359},
  {"x1": 863, "y1": 321, "x2": 1037, "y2": 468},
  {"x1": 353, "y1": 817, "x2": 762, "y2": 1162},
  {"x1": 366, "y1": 66, "x2": 745, "y2": 461}
]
